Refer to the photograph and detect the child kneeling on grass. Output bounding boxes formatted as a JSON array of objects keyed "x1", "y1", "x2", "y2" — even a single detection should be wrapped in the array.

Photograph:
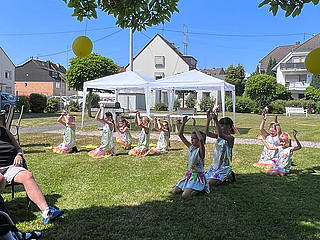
[
  {"x1": 150, "y1": 117, "x2": 170, "y2": 153},
  {"x1": 53, "y1": 110, "x2": 77, "y2": 154},
  {"x1": 172, "y1": 116, "x2": 210, "y2": 199},
  {"x1": 115, "y1": 118, "x2": 132, "y2": 150},
  {"x1": 256, "y1": 129, "x2": 302, "y2": 176}
]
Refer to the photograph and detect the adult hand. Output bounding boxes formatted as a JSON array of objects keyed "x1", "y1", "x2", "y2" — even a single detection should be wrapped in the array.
[{"x1": 14, "y1": 154, "x2": 23, "y2": 167}]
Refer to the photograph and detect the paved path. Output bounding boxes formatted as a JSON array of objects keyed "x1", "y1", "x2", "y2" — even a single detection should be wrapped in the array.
[{"x1": 18, "y1": 123, "x2": 320, "y2": 149}]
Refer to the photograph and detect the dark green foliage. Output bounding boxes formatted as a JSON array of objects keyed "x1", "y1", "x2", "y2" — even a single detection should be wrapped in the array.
[
  {"x1": 185, "y1": 94, "x2": 196, "y2": 108},
  {"x1": 29, "y1": 93, "x2": 47, "y2": 113},
  {"x1": 311, "y1": 74, "x2": 320, "y2": 89},
  {"x1": 173, "y1": 98, "x2": 181, "y2": 110},
  {"x1": 155, "y1": 102, "x2": 168, "y2": 111},
  {"x1": 266, "y1": 58, "x2": 277, "y2": 77},
  {"x1": 66, "y1": 53, "x2": 119, "y2": 91},
  {"x1": 226, "y1": 96, "x2": 255, "y2": 113},
  {"x1": 269, "y1": 102, "x2": 285, "y2": 114},
  {"x1": 245, "y1": 74, "x2": 277, "y2": 108},
  {"x1": 305, "y1": 86, "x2": 320, "y2": 102},
  {"x1": 86, "y1": 92, "x2": 100, "y2": 108},
  {"x1": 45, "y1": 98, "x2": 59, "y2": 113},
  {"x1": 68, "y1": 100, "x2": 80, "y2": 112},
  {"x1": 199, "y1": 97, "x2": 215, "y2": 112},
  {"x1": 273, "y1": 83, "x2": 292, "y2": 100},
  {"x1": 250, "y1": 65, "x2": 260, "y2": 77},
  {"x1": 273, "y1": 99, "x2": 317, "y2": 112},
  {"x1": 62, "y1": 0, "x2": 179, "y2": 32},
  {"x1": 225, "y1": 64, "x2": 246, "y2": 96},
  {"x1": 16, "y1": 96, "x2": 30, "y2": 113}
]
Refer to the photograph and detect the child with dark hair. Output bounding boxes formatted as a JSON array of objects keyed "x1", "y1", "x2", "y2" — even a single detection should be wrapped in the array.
[
  {"x1": 89, "y1": 104, "x2": 115, "y2": 158},
  {"x1": 150, "y1": 117, "x2": 170, "y2": 153},
  {"x1": 205, "y1": 111, "x2": 235, "y2": 186},
  {"x1": 172, "y1": 116, "x2": 209, "y2": 198},
  {"x1": 254, "y1": 113, "x2": 282, "y2": 168},
  {"x1": 115, "y1": 118, "x2": 132, "y2": 149}
]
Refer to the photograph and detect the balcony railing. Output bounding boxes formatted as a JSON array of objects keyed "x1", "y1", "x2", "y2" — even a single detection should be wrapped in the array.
[
  {"x1": 286, "y1": 82, "x2": 310, "y2": 91},
  {"x1": 280, "y1": 62, "x2": 306, "y2": 70}
]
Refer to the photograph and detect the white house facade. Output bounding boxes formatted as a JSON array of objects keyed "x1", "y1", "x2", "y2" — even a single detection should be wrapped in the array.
[{"x1": 0, "y1": 47, "x2": 15, "y2": 94}]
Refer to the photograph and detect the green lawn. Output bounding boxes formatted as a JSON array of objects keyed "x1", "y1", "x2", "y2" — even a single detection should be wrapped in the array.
[{"x1": 3, "y1": 132, "x2": 320, "y2": 239}]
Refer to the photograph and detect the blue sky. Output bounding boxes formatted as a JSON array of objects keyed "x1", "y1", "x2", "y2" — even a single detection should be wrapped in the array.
[{"x1": 1, "y1": 0, "x2": 319, "y2": 73}]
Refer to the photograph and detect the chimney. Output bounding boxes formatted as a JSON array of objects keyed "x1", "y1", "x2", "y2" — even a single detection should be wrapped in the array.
[{"x1": 296, "y1": 41, "x2": 300, "y2": 45}]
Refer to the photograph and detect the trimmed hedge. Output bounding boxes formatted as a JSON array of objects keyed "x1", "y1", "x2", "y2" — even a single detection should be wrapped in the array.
[
  {"x1": 226, "y1": 96, "x2": 255, "y2": 113},
  {"x1": 30, "y1": 93, "x2": 47, "y2": 113}
]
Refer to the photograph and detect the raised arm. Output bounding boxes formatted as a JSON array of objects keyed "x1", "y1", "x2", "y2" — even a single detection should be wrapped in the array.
[
  {"x1": 260, "y1": 112, "x2": 269, "y2": 137},
  {"x1": 95, "y1": 104, "x2": 104, "y2": 123},
  {"x1": 292, "y1": 129, "x2": 302, "y2": 151},
  {"x1": 274, "y1": 115, "x2": 282, "y2": 136},
  {"x1": 65, "y1": 115, "x2": 76, "y2": 129},
  {"x1": 256, "y1": 135, "x2": 278, "y2": 150},
  {"x1": 178, "y1": 116, "x2": 191, "y2": 148},
  {"x1": 212, "y1": 112, "x2": 234, "y2": 148},
  {"x1": 153, "y1": 117, "x2": 160, "y2": 131},
  {"x1": 205, "y1": 111, "x2": 218, "y2": 139},
  {"x1": 57, "y1": 111, "x2": 67, "y2": 125},
  {"x1": 192, "y1": 118, "x2": 205, "y2": 159}
]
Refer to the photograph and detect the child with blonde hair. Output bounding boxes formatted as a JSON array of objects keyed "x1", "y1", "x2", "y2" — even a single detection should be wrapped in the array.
[
  {"x1": 53, "y1": 110, "x2": 77, "y2": 153},
  {"x1": 128, "y1": 112, "x2": 150, "y2": 156},
  {"x1": 150, "y1": 117, "x2": 170, "y2": 153},
  {"x1": 115, "y1": 118, "x2": 132, "y2": 149}
]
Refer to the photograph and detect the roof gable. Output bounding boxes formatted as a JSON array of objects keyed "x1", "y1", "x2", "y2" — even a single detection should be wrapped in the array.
[
  {"x1": 293, "y1": 33, "x2": 320, "y2": 52},
  {"x1": 0, "y1": 47, "x2": 15, "y2": 67}
]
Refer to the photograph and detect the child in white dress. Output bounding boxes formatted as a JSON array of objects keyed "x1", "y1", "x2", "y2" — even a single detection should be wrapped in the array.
[{"x1": 150, "y1": 117, "x2": 170, "y2": 153}]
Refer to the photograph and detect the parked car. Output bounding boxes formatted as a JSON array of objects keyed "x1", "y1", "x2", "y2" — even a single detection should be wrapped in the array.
[
  {"x1": 1, "y1": 93, "x2": 16, "y2": 112},
  {"x1": 69, "y1": 95, "x2": 84, "y2": 108}
]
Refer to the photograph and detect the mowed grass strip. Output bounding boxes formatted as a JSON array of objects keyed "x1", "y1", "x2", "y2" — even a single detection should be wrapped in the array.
[{"x1": 2, "y1": 132, "x2": 320, "y2": 239}]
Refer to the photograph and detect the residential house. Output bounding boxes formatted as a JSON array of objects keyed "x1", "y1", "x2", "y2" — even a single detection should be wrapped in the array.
[
  {"x1": 260, "y1": 33, "x2": 320, "y2": 98},
  {"x1": 123, "y1": 34, "x2": 198, "y2": 111},
  {"x1": 15, "y1": 59, "x2": 76, "y2": 97},
  {"x1": 0, "y1": 47, "x2": 15, "y2": 94}
]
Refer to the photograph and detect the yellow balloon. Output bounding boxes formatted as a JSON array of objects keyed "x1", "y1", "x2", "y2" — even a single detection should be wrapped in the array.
[
  {"x1": 305, "y1": 48, "x2": 320, "y2": 74},
  {"x1": 72, "y1": 36, "x2": 93, "y2": 58}
]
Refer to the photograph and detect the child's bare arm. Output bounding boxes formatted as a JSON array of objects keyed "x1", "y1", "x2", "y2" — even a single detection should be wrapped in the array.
[
  {"x1": 260, "y1": 112, "x2": 269, "y2": 137},
  {"x1": 292, "y1": 129, "x2": 302, "y2": 151},
  {"x1": 58, "y1": 111, "x2": 66, "y2": 125},
  {"x1": 212, "y1": 112, "x2": 234, "y2": 148},
  {"x1": 193, "y1": 118, "x2": 205, "y2": 159},
  {"x1": 256, "y1": 135, "x2": 277, "y2": 150},
  {"x1": 205, "y1": 111, "x2": 218, "y2": 139},
  {"x1": 274, "y1": 115, "x2": 282, "y2": 136},
  {"x1": 178, "y1": 116, "x2": 191, "y2": 148}
]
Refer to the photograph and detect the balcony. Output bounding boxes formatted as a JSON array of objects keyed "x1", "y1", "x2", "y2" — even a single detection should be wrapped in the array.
[
  {"x1": 280, "y1": 62, "x2": 306, "y2": 70},
  {"x1": 286, "y1": 82, "x2": 310, "y2": 91}
]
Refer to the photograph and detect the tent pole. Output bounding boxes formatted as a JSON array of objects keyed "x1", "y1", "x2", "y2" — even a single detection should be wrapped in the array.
[
  {"x1": 81, "y1": 87, "x2": 87, "y2": 128},
  {"x1": 221, "y1": 86, "x2": 225, "y2": 118},
  {"x1": 232, "y1": 89, "x2": 236, "y2": 126}
]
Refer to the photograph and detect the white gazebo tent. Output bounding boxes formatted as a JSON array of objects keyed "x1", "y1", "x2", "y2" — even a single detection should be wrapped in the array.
[
  {"x1": 81, "y1": 71, "x2": 156, "y2": 127},
  {"x1": 151, "y1": 70, "x2": 236, "y2": 124}
]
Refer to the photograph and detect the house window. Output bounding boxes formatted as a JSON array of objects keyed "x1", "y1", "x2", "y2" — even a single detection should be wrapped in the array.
[
  {"x1": 5, "y1": 87, "x2": 12, "y2": 93},
  {"x1": 203, "y1": 92, "x2": 210, "y2": 98},
  {"x1": 56, "y1": 82, "x2": 61, "y2": 89},
  {"x1": 298, "y1": 94, "x2": 304, "y2": 99},
  {"x1": 301, "y1": 56, "x2": 305, "y2": 62},
  {"x1": 155, "y1": 56, "x2": 165, "y2": 69},
  {"x1": 25, "y1": 83, "x2": 28, "y2": 87},
  {"x1": 292, "y1": 57, "x2": 300, "y2": 63},
  {"x1": 299, "y1": 74, "x2": 307, "y2": 82},
  {"x1": 154, "y1": 72, "x2": 165, "y2": 80},
  {"x1": 52, "y1": 72, "x2": 58, "y2": 79},
  {"x1": 4, "y1": 71, "x2": 11, "y2": 79}
]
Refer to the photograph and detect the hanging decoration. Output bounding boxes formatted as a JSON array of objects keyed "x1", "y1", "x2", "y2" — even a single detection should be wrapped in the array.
[
  {"x1": 305, "y1": 48, "x2": 320, "y2": 74},
  {"x1": 72, "y1": 36, "x2": 93, "y2": 58}
]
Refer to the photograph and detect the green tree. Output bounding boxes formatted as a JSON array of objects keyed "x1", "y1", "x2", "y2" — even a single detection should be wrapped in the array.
[
  {"x1": 225, "y1": 64, "x2": 246, "y2": 96},
  {"x1": 273, "y1": 83, "x2": 292, "y2": 100},
  {"x1": 244, "y1": 74, "x2": 277, "y2": 108},
  {"x1": 251, "y1": 65, "x2": 260, "y2": 77},
  {"x1": 176, "y1": 90, "x2": 195, "y2": 108},
  {"x1": 62, "y1": 0, "x2": 179, "y2": 31},
  {"x1": 311, "y1": 74, "x2": 320, "y2": 89},
  {"x1": 305, "y1": 86, "x2": 320, "y2": 102},
  {"x1": 66, "y1": 53, "x2": 119, "y2": 91},
  {"x1": 266, "y1": 58, "x2": 277, "y2": 77},
  {"x1": 258, "y1": 0, "x2": 319, "y2": 17}
]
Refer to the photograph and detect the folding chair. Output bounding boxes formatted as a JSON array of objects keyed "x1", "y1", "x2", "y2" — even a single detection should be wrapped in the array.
[
  {"x1": 11, "y1": 105, "x2": 24, "y2": 144},
  {"x1": 5, "y1": 107, "x2": 15, "y2": 131}
]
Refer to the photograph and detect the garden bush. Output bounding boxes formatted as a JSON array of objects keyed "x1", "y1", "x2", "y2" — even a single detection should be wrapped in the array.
[
  {"x1": 45, "y1": 97, "x2": 59, "y2": 113},
  {"x1": 155, "y1": 102, "x2": 168, "y2": 111},
  {"x1": 200, "y1": 97, "x2": 215, "y2": 112},
  {"x1": 226, "y1": 96, "x2": 255, "y2": 113},
  {"x1": 269, "y1": 102, "x2": 285, "y2": 114},
  {"x1": 185, "y1": 94, "x2": 196, "y2": 108},
  {"x1": 29, "y1": 93, "x2": 47, "y2": 113},
  {"x1": 272, "y1": 99, "x2": 317, "y2": 112},
  {"x1": 16, "y1": 96, "x2": 30, "y2": 113},
  {"x1": 68, "y1": 100, "x2": 80, "y2": 112},
  {"x1": 86, "y1": 92, "x2": 100, "y2": 108},
  {"x1": 174, "y1": 98, "x2": 181, "y2": 110}
]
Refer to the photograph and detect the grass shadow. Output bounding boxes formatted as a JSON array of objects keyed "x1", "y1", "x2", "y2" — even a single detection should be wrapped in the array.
[{"x1": 237, "y1": 127, "x2": 251, "y2": 135}]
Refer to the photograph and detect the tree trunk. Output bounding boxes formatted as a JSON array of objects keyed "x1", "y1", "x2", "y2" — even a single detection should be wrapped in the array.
[{"x1": 182, "y1": 93, "x2": 185, "y2": 108}]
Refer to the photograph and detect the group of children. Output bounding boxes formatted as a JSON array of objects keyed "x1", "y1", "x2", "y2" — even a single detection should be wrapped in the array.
[
  {"x1": 53, "y1": 104, "x2": 170, "y2": 158},
  {"x1": 52, "y1": 106, "x2": 302, "y2": 199}
]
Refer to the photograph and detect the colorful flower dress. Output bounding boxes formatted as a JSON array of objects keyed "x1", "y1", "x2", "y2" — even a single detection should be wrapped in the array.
[
  {"x1": 205, "y1": 137, "x2": 233, "y2": 181},
  {"x1": 254, "y1": 135, "x2": 280, "y2": 168},
  {"x1": 53, "y1": 124, "x2": 76, "y2": 153},
  {"x1": 150, "y1": 130, "x2": 169, "y2": 153},
  {"x1": 265, "y1": 146, "x2": 293, "y2": 176},
  {"x1": 128, "y1": 128, "x2": 150, "y2": 156},
  {"x1": 89, "y1": 123, "x2": 115, "y2": 158},
  {"x1": 116, "y1": 127, "x2": 132, "y2": 149},
  {"x1": 176, "y1": 146, "x2": 210, "y2": 193}
]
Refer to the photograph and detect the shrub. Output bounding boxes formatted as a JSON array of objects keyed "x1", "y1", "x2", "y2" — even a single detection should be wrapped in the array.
[
  {"x1": 68, "y1": 100, "x2": 80, "y2": 112},
  {"x1": 200, "y1": 97, "x2": 216, "y2": 112},
  {"x1": 29, "y1": 93, "x2": 47, "y2": 113},
  {"x1": 226, "y1": 96, "x2": 255, "y2": 113},
  {"x1": 174, "y1": 98, "x2": 181, "y2": 110},
  {"x1": 155, "y1": 102, "x2": 168, "y2": 111},
  {"x1": 269, "y1": 102, "x2": 285, "y2": 114},
  {"x1": 86, "y1": 92, "x2": 100, "y2": 108},
  {"x1": 185, "y1": 94, "x2": 196, "y2": 108},
  {"x1": 272, "y1": 99, "x2": 317, "y2": 113},
  {"x1": 16, "y1": 96, "x2": 30, "y2": 113},
  {"x1": 45, "y1": 97, "x2": 59, "y2": 113},
  {"x1": 273, "y1": 83, "x2": 292, "y2": 100}
]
